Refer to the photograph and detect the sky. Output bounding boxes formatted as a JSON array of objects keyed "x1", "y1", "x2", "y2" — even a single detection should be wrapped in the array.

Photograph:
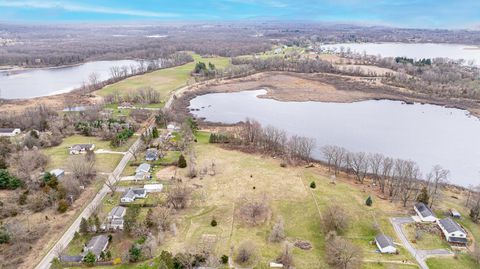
[{"x1": 0, "y1": 0, "x2": 479, "y2": 29}]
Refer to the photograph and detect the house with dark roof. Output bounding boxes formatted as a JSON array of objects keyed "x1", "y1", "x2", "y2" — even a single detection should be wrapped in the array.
[
  {"x1": 375, "y1": 234, "x2": 397, "y2": 254},
  {"x1": 82, "y1": 235, "x2": 109, "y2": 259},
  {"x1": 414, "y1": 202, "x2": 437, "y2": 222},
  {"x1": 105, "y1": 206, "x2": 126, "y2": 230},
  {"x1": 0, "y1": 128, "x2": 21, "y2": 137},
  {"x1": 69, "y1": 144, "x2": 95, "y2": 155},
  {"x1": 437, "y1": 218, "x2": 467, "y2": 245},
  {"x1": 120, "y1": 188, "x2": 147, "y2": 203},
  {"x1": 145, "y1": 148, "x2": 159, "y2": 161}
]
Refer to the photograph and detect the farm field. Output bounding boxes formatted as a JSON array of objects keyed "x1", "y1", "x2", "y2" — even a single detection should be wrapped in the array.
[{"x1": 96, "y1": 54, "x2": 230, "y2": 102}]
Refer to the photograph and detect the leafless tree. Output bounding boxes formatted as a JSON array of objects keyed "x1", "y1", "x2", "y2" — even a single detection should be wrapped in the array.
[
  {"x1": 69, "y1": 155, "x2": 96, "y2": 186},
  {"x1": 166, "y1": 182, "x2": 192, "y2": 209},
  {"x1": 322, "y1": 204, "x2": 349, "y2": 234},
  {"x1": 325, "y1": 231, "x2": 363, "y2": 269},
  {"x1": 269, "y1": 217, "x2": 285, "y2": 243},
  {"x1": 426, "y1": 165, "x2": 449, "y2": 209},
  {"x1": 8, "y1": 149, "x2": 49, "y2": 188},
  {"x1": 105, "y1": 176, "x2": 117, "y2": 196},
  {"x1": 239, "y1": 195, "x2": 270, "y2": 226},
  {"x1": 153, "y1": 206, "x2": 173, "y2": 232},
  {"x1": 347, "y1": 151, "x2": 369, "y2": 184},
  {"x1": 235, "y1": 240, "x2": 257, "y2": 264},
  {"x1": 472, "y1": 244, "x2": 480, "y2": 264},
  {"x1": 379, "y1": 157, "x2": 394, "y2": 194},
  {"x1": 368, "y1": 153, "x2": 384, "y2": 186},
  {"x1": 394, "y1": 159, "x2": 421, "y2": 207},
  {"x1": 277, "y1": 242, "x2": 294, "y2": 269}
]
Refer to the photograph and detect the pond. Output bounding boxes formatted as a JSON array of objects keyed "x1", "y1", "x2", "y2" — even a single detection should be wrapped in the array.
[
  {"x1": 0, "y1": 60, "x2": 139, "y2": 99},
  {"x1": 323, "y1": 43, "x2": 480, "y2": 65},
  {"x1": 189, "y1": 89, "x2": 480, "y2": 187}
]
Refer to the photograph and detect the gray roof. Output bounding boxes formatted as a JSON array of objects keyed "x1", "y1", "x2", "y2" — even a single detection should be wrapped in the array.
[
  {"x1": 375, "y1": 234, "x2": 394, "y2": 249},
  {"x1": 108, "y1": 206, "x2": 126, "y2": 219},
  {"x1": 0, "y1": 128, "x2": 18, "y2": 133},
  {"x1": 439, "y1": 218, "x2": 465, "y2": 234},
  {"x1": 136, "y1": 163, "x2": 151, "y2": 173},
  {"x1": 71, "y1": 144, "x2": 94, "y2": 150},
  {"x1": 83, "y1": 235, "x2": 108, "y2": 257},
  {"x1": 415, "y1": 202, "x2": 434, "y2": 218},
  {"x1": 132, "y1": 188, "x2": 146, "y2": 195},
  {"x1": 448, "y1": 237, "x2": 468, "y2": 244},
  {"x1": 145, "y1": 148, "x2": 158, "y2": 159},
  {"x1": 60, "y1": 255, "x2": 83, "y2": 262},
  {"x1": 122, "y1": 188, "x2": 146, "y2": 200}
]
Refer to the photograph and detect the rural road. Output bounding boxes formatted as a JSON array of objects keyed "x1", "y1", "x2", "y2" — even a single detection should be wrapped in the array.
[
  {"x1": 390, "y1": 217, "x2": 452, "y2": 269},
  {"x1": 35, "y1": 125, "x2": 150, "y2": 269}
]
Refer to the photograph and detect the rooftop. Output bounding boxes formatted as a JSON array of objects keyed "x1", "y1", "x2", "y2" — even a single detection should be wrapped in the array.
[
  {"x1": 108, "y1": 206, "x2": 126, "y2": 219},
  {"x1": 83, "y1": 235, "x2": 108, "y2": 257},
  {"x1": 375, "y1": 234, "x2": 394, "y2": 249},
  {"x1": 439, "y1": 217, "x2": 465, "y2": 234},
  {"x1": 415, "y1": 202, "x2": 434, "y2": 218}
]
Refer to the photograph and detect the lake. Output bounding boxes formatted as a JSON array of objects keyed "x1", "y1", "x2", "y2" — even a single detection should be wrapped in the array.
[
  {"x1": 189, "y1": 89, "x2": 480, "y2": 187},
  {"x1": 323, "y1": 43, "x2": 480, "y2": 65},
  {"x1": 0, "y1": 60, "x2": 139, "y2": 99}
]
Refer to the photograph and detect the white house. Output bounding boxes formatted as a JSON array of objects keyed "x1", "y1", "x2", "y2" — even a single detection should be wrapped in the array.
[
  {"x1": 437, "y1": 218, "x2": 468, "y2": 245},
  {"x1": 69, "y1": 144, "x2": 95, "y2": 155},
  {"x1": 105, "y1": 206, "x2": 126, "y2": 230},
  {"x1": 0, "y1": 128, "x2": 21, "y2": 137},
  {"x1": 120, "y1": 188, "x2": 147, "y2": 203},
  {"x1": 414, "y1": 202, "x2": 437, "y2": 222},
  {"x1": 375, "y1": 234, "x2": 397, "y2": 254},
  {"x1": 50, "y1": 169, "x2": 65, "y2": 179},
  {"x1": 143, "y1": 184, "x2": 163, "y2": 193},
  {"x1": 134, "y1": 163, "x2": 151, "y2": 181}
]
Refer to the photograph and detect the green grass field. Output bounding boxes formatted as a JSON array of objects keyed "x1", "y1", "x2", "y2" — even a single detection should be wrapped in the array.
[
  {"x1": 96, "y1": 54, "x2": 230, "y2": 101},
  {"x1": 426, "y1": 254, "x2": 478, "y2": 269},
  {"x1": 41, "y1": 135, "x2": 133, "y2": 173}
]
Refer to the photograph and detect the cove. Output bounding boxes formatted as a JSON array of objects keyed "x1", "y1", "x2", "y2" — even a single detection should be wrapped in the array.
[{"x1": 189, "y1": 89, "x2": 480, "y2": 187}]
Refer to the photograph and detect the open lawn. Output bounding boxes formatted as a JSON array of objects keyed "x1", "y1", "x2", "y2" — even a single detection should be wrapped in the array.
[
  {"x1": 96, "y1": 54, "x2": 230, "y2": 102},
  {"x1": 42, "y1": 135, "x2": 133, "y2": 173},
  {"x1": 426, "y1": 254, "x2": 478, "y2": 269},
  {"x1": 403, "y1": 223, "x2": 450, "y2": 250}
]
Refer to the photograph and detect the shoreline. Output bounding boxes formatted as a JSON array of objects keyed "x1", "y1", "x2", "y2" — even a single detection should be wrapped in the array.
[{"x1": 170, "y1": 71, "x2": 480, "y2": 119}]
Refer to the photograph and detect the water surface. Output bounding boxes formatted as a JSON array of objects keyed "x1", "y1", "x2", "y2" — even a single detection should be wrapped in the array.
[
  {"x1": 0, "y1": 60, "x2": 139, "y2": 99},
  {"x1": 323, "y1": 43, "x2": 480, "y2": 64},
  {"x1": 190, "y1": 90, "x2": 480, "y2": 187}
]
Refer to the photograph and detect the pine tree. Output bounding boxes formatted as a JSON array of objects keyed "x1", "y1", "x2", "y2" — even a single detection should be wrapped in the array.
[
  {"x1": 83, "y1": 251, "x2": 96, "y2": 266},
  {"x1": 152, "y1": 127, "x2": 159, "y2": 139},
  {"x1": 80, "y1": 217, "x2": 89, "y2": 234},
  {"x1": 417, "y1": 187, "x2": 430, "y2": 205},
  {"x1": 310, "y1": 181, "x2": 316, "y2": 189},
  {"x1": 366, "y1": 196, "x2": 373, "y2": 206},
  {"x1": 178, "y1": 154, "x2": 187, "y2": 168}
]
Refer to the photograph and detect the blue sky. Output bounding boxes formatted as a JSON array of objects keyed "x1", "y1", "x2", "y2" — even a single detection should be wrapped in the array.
[{"x1": 0, "y1": 0, "x2": 479, "y2": 29}]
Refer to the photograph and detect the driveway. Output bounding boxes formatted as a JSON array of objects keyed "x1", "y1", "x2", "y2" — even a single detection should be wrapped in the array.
[{"x1": 390, "y1": 217, "x2": 453, "y2": 269}]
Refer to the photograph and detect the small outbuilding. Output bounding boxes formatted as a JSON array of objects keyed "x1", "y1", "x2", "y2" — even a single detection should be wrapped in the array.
[
  {"x1": 143, "y1": 184, "x2": 163, "y2": 193},
  {"x1": 375, "y1": 234, "x2": 397, "y2": 254},
  {"x1": 437, "y1": 217, "x2": 468, "y2": 245},
  {"x1": 449, "y1": 208, "x2": 461, "y2": 219},
  {"x1": 0, "y1": 128, "x2": 21, "y2": 137},
  {"x1": 414, "y1": 202, "x2": 437, "y2": 222},
  {"x1": 50, "y1": 169, "x2": 65, "y2": 179}
]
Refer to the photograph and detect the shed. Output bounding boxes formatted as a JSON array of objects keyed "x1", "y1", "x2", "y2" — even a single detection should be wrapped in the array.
[
  {"x1": 450, "y1": 209, "x2": 461, "y2": 218},
  {"x1": 375, "y1": 234, "x2": 397, "y2": 254},
  {"x1": 50, "y1": 169, "x2": 65, "y2": 179},
  {"x1": 144, "y1": 184, "x2": 163, "y2": 193},
  {"x1": 69, "y1": 144, "x2": 95, "y2": 155}
]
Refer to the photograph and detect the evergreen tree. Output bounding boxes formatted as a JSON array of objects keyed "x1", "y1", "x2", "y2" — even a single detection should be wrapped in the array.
[
  {"x1": 160, "y1": 250, "x2": 175, "y2": 269},
  {"x1": 310, "y1": 181, "x2": 316, "y2": 189},
  {"x1": 178, "y1": 154, "x2": 187, "y2": 168},
  {"x1": 83, "y1": 251, "x2": 97, "y2": 266},
  {"x1": 80, "y1": 217, "x2": 89, "y2": 234},
  {"x1": 152, "y1": 127, "x2": 159, "y2": 139},
  {"x1": 366, "y1": 196, "x2": 373, "y2": 206},
  {"x1": 145, "y1": 208, "x2": 155, "y2": 228},
  {"x1": 129, "y1": 244, "x2": 142, "y2": 262},
  {"x1": 417, "y1": 187, "x2": 430, "y2": 205}
]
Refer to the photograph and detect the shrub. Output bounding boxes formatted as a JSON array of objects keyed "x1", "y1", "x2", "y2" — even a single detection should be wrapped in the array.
[
  {"x1": 129, "y1": 244, "x2": 142, "y2": 262},
  {"x1": 18, "y1": 190, "x2": 28, "y2": 205},
  {"x1": 365, "y1": 196, "x2": 373, "y2": 206},
  {"x1": 83, "y1": 251, "x2": 97, "y2": 266},
  {"x1": 152, "y1": 127, "x2": 159, "y2": 138},
  {"x1": 221, "y1": 255, "x2": 229, "y2": 264},
  {"x1": 57, "y1": 199, "x2": 69, "y2": 213},
  {"x1": 178, "y1": 154, "x2": 187, "y2": 168},
  {"x1": 0, "y1": 169, "x2": 22, "y2": 189},
  {"x1": 211, "y1": 218, "x2": 217, "y2": 227},
  {"x1": 0, "y1": 226, "x2": 10, "y2": 244},
  {"x1": 310, "y1": 181, "x2": 316, "y2": 189},
  {"x1": 322, "y1": 204, "x2": 349, "y2": 234},
  {"x1": 235, "y1": 240, "x2": 256, "y2": 264},
  {"x1": 269, "y1": 218, "x2": 285, "y2": 243}
]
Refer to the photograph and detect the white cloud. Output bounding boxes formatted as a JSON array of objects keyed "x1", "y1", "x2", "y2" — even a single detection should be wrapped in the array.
[{"x1": 0, "y1": 0, "x2": 179, "y2": 18}]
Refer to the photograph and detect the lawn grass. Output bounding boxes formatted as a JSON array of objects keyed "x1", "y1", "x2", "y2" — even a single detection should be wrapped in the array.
[
  {"x1": 96, "y1": 54, "x2": 230, "y2": 101},
  {"x1": 426, "y1": 254, "x2": 478, "y2": 269},
  {"x1": 403, "y1": 223, "x2": 450, "y2": 250},
  {"x1": 42, "y1": 135, "x2": 133, "y2": 173}
]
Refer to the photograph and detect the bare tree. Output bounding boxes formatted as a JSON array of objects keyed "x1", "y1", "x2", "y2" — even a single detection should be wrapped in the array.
[
  {"x1": 323, "y1": 146, "x2": 347, "y2": 176},
  {"x1": 269, "y1": 217, "x2": 285, "y2": 243},
  {"x1": 153, "y1": 206, "x2": 173, "y2": 232},
  {"x1": 426, "y1": 165, "x2": 449, "y2": 209},
  {"x1": 277, "y1": 242, "x2": 294, "y2": 269},
  {"x1": 379, "y1": 157, "x2": 394, "y2": 194},
  {"x1": 69, "y1": 155, "x2": 96, "y2": 186},
  {"x1": 347, "y1": 151, "x2": 369, "y2": 184},
  {"x1": 325, "y1": 231, "x2": 363, "y2": 269},
  {"x1": 105, "y1": 176, "x2": 117, "y2": 196},
  {"x1": 166, "y1": 182, "x2": 192, "y2": 209},
  {"x1": 239, "y1": 195, "x2": 270, "y2": 226},
  {"x1": 235, "y1": 240, "x2": 257, "y2": 264},
  {"x1": 368, "y1": 153, "x2": 384, "y2": 186},
  {"x1": 322, "y1": 204, "x2": 349, "y2": 234}
]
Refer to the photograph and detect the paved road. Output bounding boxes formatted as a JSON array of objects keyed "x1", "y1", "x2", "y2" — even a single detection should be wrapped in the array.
[
  {"x1": 390, "y1": 217, "x2": 452, "y2": 269},
  {"x1": 35, "y1": 130, "x2": 147, "y2": 269}
]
